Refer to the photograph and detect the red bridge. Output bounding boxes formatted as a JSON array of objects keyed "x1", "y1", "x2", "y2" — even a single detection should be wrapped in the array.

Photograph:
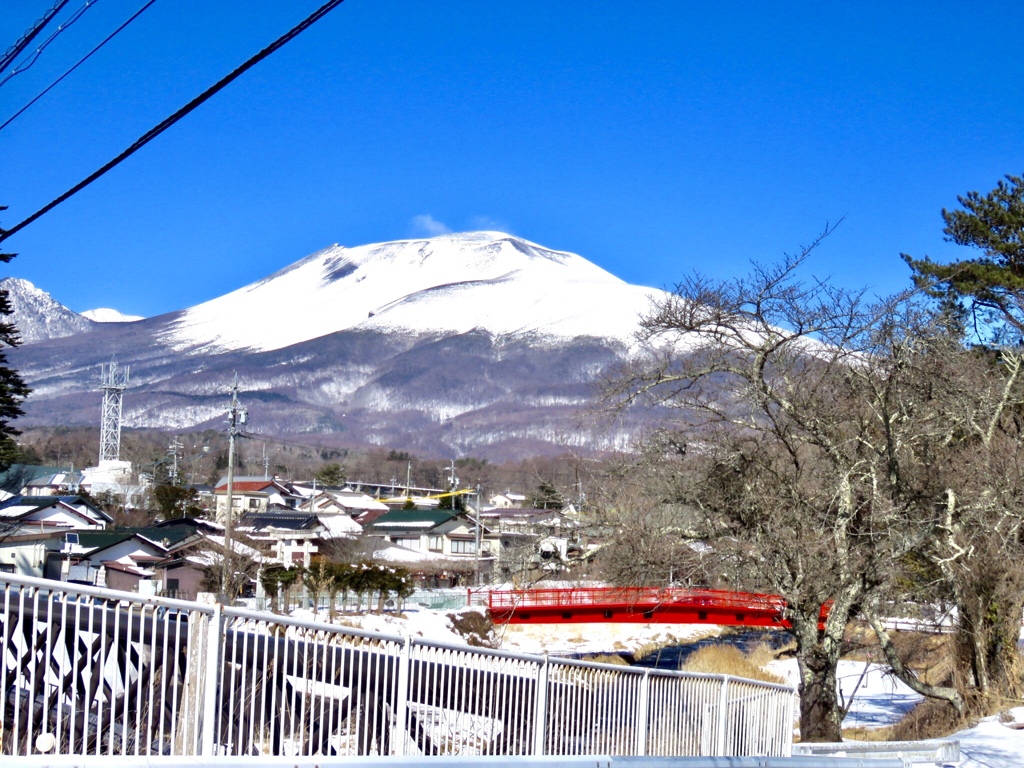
[{"x1": 487, "y1": 586, "x2": 829, "y2": 629}]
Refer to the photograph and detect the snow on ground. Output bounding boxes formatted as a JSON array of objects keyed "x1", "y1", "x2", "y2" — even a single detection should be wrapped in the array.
[
  {"x1": 289, "y1": 606, "x2": 480, "y2": 647},
  {"x1": 770, "y1": 659, "x2": 923, "y2": 729},
  {"x1": 951, "y1": 708, "x2": 1024, "y2": 768},
  {"x1": 494, "y1": 620, "x2": 721, "y2": 657},
  {"x1": 770, "y1": 658, "x2": 1024, "y2": 766}
]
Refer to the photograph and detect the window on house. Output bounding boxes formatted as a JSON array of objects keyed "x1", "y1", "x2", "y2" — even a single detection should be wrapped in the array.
[
  {"x1": 450, "y1": 539, "x2": 476, "y2": 554},
  {"x1": 428, "y1": 536, "x2": 443, "y2": 552},
  {"x1": 248, "y1": 498, "x2": 260, "y2": 509},
  {"x1": 166, "y1": 578, "x2": 180, "y2": 591}
]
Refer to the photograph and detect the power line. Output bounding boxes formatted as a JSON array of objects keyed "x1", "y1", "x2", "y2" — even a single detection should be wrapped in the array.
[
  {"x1": 0, "y1": 0, "x2": 102, "y2": 89},
  {"x1": 0, "y1": 0, "x2": 157, "y2": 134},
  {"x1": 0, "y1": 0, "x2": 347, "y2": 245},
  {"x1": 0, "y1": 0, "x2": 70, "y2": 75}
]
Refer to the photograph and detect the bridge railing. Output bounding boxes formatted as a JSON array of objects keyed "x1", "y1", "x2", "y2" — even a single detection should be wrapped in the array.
[
  {"x1": 488, "y1": 587, "x2": 788, "y2": 612},
  {"x1": 0, "y1": 573, "x2": 796, "y2": 759}
]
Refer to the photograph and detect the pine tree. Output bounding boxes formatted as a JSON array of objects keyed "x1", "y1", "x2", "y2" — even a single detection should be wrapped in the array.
[
  {"x1": 0, "y1": 208, "x2": 30, "y2": 471},
  {"x1": 903, "y1": 173, "x2": 1024, "y2": 341}
]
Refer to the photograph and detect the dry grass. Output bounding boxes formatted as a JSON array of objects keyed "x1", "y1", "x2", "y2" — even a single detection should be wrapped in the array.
[
  {"x1": 681, "y1": 643, "x2": 787, "y2": 684},
  {"x1": 840, "y1": 726, "x2": 896, "y2": 741},
  {"x1": 580, "y1": 653, "x2": 630, "y2": 666},
  {"x1": 888, "y1": 698, "x2": 965, "y2": 742},
  {"x1": 447, "y1": 610, "x2": 497, "y2": 648}
]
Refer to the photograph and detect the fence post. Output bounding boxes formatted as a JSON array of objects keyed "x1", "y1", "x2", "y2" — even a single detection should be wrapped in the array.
[
  {"x1": 176, "y1": 594, "x2": 222, "y2": 756},
  {"x1": 200, "y1": 602, "x2": 224, "y2": 756},
  {"x1": 716, "y1": 675, "x2": 730, "y2": 756},
  {"x1": 176, "y1": 598, "x2": 207, "y2": 753},
  {"x1": 393, "y1": 635, "x2": 412, "y2": 757},
  {"x1": 532, "y1": 655, "x2": 550, "y2": 756},
  {"x1": 784, "y1": 689, "x2": 797, "y2": 756},
  {"x1": 635, "y1": 669, "x2": 650, "y2": 756}
]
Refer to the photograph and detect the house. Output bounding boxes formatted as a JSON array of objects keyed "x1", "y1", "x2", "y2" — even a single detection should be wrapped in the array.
[
  {"x1": 479, "y1": 506, "x2": 578, "y2": 537},
  {"x1": 22, "y1": 471, "x2": 83, "y2": 497},
  {"x1": 139, "y1": 516, "x2": 224, "y2": 550},
  {"x1": 365, "y1": 509, "x2": 498, "y2": 569},
  {"x1": 52, "y1": 530, "x2": 169, "y2": 592},
  {"x1": 0, "y1": 464, "x2": 82, "y2": 501},
  {"x1": 489, "y1": 492, "x2": 527, "y2": 509},
  {"x1": 299, "y1": 489, "x2": 390, "y2": 517},
  {"x1": 237, "y1": 511, "x2": 360, "y2": 568},
  {"x1": 152, "y1": 533, "x2": 268, "y2": 600},
  {"x1": 0, "y1": 532, "x2": 63, "y2": 577},
  {"x1": 0, "y1": 495, "x2": 111, "y2": 535},
  {"x1": 213, "y1": 477, "x2": 301, "y2": 521}
]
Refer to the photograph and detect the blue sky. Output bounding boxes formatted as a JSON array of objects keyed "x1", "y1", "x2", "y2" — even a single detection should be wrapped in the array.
[{"x1": 1, "y1": 1, "x2": 1022, "y2": 318}]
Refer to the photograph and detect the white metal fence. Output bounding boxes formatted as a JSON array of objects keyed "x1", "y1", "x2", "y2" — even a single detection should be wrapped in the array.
[{"x1": 0, "y1": 573, "x2": 796, "y2": 759}]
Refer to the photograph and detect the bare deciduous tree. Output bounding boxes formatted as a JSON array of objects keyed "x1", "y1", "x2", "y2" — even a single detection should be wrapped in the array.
[{"x1": 605, "y1": 234, "x2": 946, "y2": 740}]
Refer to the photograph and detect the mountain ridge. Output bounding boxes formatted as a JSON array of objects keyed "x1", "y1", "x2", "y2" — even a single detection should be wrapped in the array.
[{"x1": 4, "y1": 232, "x2": 667, "y2": 459}]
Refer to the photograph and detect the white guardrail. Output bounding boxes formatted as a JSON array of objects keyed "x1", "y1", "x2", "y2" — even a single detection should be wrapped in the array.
[
  {"x1": 794, "y1": 739, "x2": 960, "y2": 766},
  {"x1": 0, "y1": 755, "x2": 908, "y2": 768},
  {"x1": 0, "y1": 573, "x2": 797, "y2": 759}
]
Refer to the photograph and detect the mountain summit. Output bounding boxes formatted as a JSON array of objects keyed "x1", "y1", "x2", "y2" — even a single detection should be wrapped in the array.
[
  {"x1": 7, "y1": 232, "x2": 669, "y2": 459},
  {"x1": 166, "y1": 232, "x2": 659, "y2": 353},
  {"x1": 0, "y1": 277, "x2": 95, "y2": 343}
]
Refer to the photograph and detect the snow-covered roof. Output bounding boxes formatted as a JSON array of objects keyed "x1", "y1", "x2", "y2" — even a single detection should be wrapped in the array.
[
  {"x1": 317, "y1": 513, "x2": 362, "y2": 539},
  {"x1": 195, "y1": 534, "x2": 267, "y2": 563},
  {"x1": 330, "y1": 492, "x2": 389, "y2": 512}
]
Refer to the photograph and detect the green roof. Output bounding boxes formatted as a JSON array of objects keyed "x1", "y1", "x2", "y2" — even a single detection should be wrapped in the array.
[
  {"x1": 73, "y1": 531, "x2": 136, "y2": 551},
  {"x1": 121, "y1": 526, "x2": 197, "y2": 548},
  {"x1": 0, "y1": 465, "x2": 74, "y2": 494}
]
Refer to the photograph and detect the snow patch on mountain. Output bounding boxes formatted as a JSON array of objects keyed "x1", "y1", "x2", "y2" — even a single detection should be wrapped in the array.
[
  {"x1": 163, "y1": 232, "x2": 664, "y2": 353},
  {"x1": 81, "y1": 308, "x2": 143, "y2": 323}
]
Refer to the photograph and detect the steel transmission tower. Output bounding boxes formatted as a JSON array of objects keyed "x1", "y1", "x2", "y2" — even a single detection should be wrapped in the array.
[{"x1": 99, "y1": 359, "x2": 129, "y2": 463}]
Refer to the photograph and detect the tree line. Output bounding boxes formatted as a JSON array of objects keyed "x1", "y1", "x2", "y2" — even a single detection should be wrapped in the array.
[{"x1": 259, "y1": 559, "x2": 414, "y2": 615}]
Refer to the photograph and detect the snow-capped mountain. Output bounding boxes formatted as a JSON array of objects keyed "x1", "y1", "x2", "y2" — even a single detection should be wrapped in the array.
[
  {"x1": 81, "y1": 308, "x2": 144, "y2": 323},
  {"x1": 6, "y1": 232, "x2": 671, "y2": 459},
  {"x1": 166, "y1": 232, "x2": 660, "y2": 353},
  {"x1": 0, "y1": 277, "x2": 96, "y2": 343}
]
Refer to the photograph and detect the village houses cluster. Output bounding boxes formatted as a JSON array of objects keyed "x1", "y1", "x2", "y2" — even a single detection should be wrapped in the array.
[{"x1": 0, "y1": 464, "x2": 583, "y2": 601}]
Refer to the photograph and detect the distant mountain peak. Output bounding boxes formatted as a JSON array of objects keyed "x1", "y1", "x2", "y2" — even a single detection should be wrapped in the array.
[
  {"x1": 81, "y1": 308, "x2": 144, "y2": 323},
  {"x1": 164, "y1": 231, "x2": 647, "y2": 354},
  {"x1": 0, "y1": 277, "x2": 95, "y2": 343}
]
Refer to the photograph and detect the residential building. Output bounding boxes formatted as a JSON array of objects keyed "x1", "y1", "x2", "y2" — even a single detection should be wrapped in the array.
[{"x1": 213, "y1": 477, "x2": 301, "y2": 521}]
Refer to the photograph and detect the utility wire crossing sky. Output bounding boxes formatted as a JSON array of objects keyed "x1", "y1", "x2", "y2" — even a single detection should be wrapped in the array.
[{"x1": 0, "y1": 1, "x2": 1022, "y2": 319}]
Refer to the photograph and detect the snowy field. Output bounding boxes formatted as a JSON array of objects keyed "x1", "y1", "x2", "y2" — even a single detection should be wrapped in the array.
[{"x1": 309, "y1": 606, "x2": 1024, "y2": 766}]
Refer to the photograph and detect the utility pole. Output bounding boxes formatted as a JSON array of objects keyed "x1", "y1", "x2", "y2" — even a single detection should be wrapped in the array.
[
  {"x1": 475, "y1": 483, "x2": 482, "y2": 586},
  {"x1": 262, "y1": 443, "x2": 270, "y2": 480},
  {"x1": 167, "y1": 437, "x2": 183, "y2": 484},
  {"x1": 222, "y1": 373, "x2": 247, "y2": 597}
]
